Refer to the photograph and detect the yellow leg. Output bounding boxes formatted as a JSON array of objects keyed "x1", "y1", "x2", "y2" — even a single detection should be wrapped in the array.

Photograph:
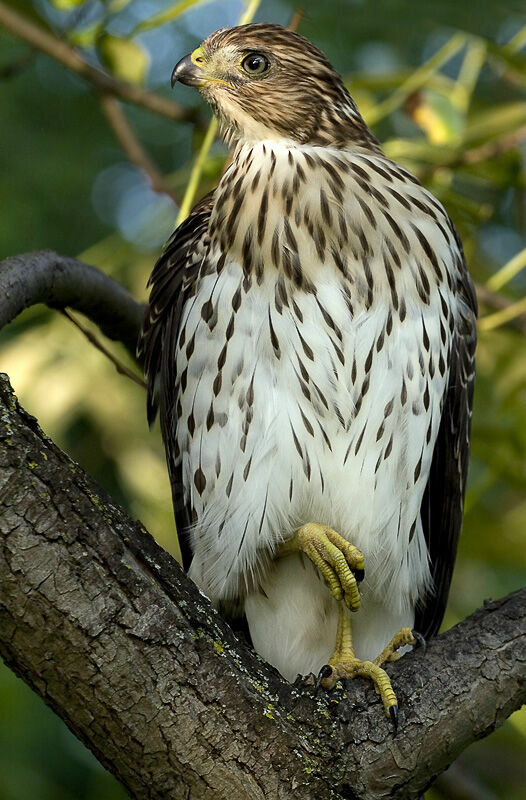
[
  {"x1": 320, "y1": 605, "x2": 408, "y2": 729},
  {"x1": 277, "y1": 522, "x2": 424, "y2": 731},
  {"x1": 278, "y1": 522, "x2": 364, "y2": 611}
]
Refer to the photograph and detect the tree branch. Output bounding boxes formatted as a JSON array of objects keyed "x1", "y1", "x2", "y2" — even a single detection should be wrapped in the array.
[
  {"x1": 417, "y1": 124, "x2": 526, "y2": 182},
  {"x1": 0, "y1": 372, "x2": 524, "y2": 800},
  {"x1": 0, "y1": 250, "x2": 145, "y2": 360},
  {"x1": 100, "y1": 94, "x2": 181, "y2": 204},
  {"x1": 476, "y1": 283, "x2": 526, "y2": 336},
  {"x1": 0, "y1": 1, "x2": 194, "y2": 124},
  {"x1": 61, "y1": 309, "x2": 146, "y2": 388}
]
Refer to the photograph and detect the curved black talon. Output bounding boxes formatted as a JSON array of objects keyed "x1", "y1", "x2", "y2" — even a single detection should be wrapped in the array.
[
  {"x1": 411, "y1": 629, "x2": 427, "y2": 654},
  {"x1": 316, "y1": 664, "x2": 333, "y2": 691},
  {"x1": 389, "y1": 705, "x2": 398, "y2": 736},
  {"x1": 352, "y1": 567, "x2": 365, "y2": 583}
]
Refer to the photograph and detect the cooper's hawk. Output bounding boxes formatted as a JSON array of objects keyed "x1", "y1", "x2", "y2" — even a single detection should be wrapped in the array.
[{"x1": 139, "y1": 23, "x2": 477, "y2": 725}]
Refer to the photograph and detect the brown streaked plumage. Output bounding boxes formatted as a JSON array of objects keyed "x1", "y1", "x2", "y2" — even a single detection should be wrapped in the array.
[{"x1": 139, "y1": 23, "x2": 476, "y2": 711}]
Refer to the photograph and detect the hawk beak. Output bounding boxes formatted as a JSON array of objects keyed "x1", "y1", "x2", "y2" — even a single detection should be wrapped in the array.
[{"x1": 171, "y1": 53, "x2": 205, "y2": 88}]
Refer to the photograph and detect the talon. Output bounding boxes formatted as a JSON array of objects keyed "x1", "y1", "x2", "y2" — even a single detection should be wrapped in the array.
[
  {"x1": 353, "y1": 567, "x2": 365, "y2": 583},
  {"x1": 411, "y1": 629, "x2": 426, "y2": 654},
  {"x1": 316, "y1": 664, "x2": 333, "y2": 691},
  {"x1": 389, "y1": 704, "x2": 398, "y2": 736}
]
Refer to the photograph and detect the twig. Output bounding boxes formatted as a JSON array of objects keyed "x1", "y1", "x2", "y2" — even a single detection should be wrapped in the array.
[
  {"x1": 176, "y1": 118, "x2": 217, "y2": 224},
  {"x1": 486, "y1": 245, "x2": 526, "y2": 291},
  {"x1": 130, "y1": 0, "x2": 214, "y2": 36},
  {"x1": 288, "y1": 8, "x2": 305, "y2": 32},
  {"x1": 366, "y1": 33, "x2": 466, "y2": 126},
  {"x1": 419, "y1": 125, "x2": 526, "y2": 181},
  {"x1": 475, "y1": 283, "x2": 526, "y2": 335},
  {"x1": 478, "y1": 295, "x2": 526, "y2": 333},
  {"x1": 0, "y1": 1, "x2": 194, "y2": 123},
  {"x1": 100, "y1": 94, "x2": 180, "y2": 204},
  {"x1": 450, "y1": 39, "x2": 486, "y2": 114},
  {"x1": 459, "y1": 125, "x2": 526, "y2": 164},
  {"x1": 61, "y1": 309, "x2": 146, "y2": 388}
]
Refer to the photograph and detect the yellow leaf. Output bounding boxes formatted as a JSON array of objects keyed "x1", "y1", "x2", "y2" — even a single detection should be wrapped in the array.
[
  {"x1": 97, "y1": 35, "x2": 149, "y2": 85},
  {"x1": 408, "y1": 89, "x2": 465, "y2": 145},
  {"x1": 49, "y1": 0, "x2": 86, "y2": 10}
]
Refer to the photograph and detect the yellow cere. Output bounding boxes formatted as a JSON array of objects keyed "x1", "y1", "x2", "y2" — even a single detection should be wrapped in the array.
[{"x1": 191, "y1": 46, "x2": 205, "y2": 65}]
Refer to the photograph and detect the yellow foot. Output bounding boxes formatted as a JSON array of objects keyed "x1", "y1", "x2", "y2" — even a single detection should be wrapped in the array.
[
  {"x1": 319, "y1": 657, "x2": 400, "y2": 728},
  {"x1": 318, "y1": 608, "x2": 424, "y2": 732},
  {"x1": 374, "y1": 627, "x2": 425, "y2": 666},
  {"x1": 278, "y1": 523, "x2": 365, "y2": 611}
]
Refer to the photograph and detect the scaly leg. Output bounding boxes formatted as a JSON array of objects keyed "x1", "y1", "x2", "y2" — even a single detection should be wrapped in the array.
[
  {"x1": 278, "y1": 522, "x2": 365, "y2": 611},
  {"x1": 319, "y1": 606, "x2": 422, "y2": 730}
]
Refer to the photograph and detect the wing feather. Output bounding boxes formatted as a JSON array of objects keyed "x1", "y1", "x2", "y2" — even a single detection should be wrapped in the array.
[
  {"x1": 138, "y1": 192, "x2": 214, "y2": 570},
  {"x1": 415, "y1": 255, "x2": 477, "y2": 639}
]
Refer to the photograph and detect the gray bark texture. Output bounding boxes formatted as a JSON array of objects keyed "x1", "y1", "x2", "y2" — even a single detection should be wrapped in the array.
[
  {"x1": 0, "y1": 372, "x2": 524, "y2": 800},
  {"x1": 0, "y1": 250, "x2": 144, "y2": 358}
]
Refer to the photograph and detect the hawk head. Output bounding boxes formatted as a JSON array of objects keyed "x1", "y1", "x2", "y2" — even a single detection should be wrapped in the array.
[{"x1": 172, "y1": 23, "x2": 377, "y2": 149}]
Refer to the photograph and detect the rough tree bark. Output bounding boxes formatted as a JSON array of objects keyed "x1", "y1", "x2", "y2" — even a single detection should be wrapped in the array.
[{"x1": 0, "y1": 252, "x2": 525, "y2": 800}]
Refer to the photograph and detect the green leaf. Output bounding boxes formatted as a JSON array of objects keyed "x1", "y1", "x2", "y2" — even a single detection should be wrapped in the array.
[
  {"x1": 97, "y1": 34, "x2": 149, "y2": 85},
  {"x1": 67, "y1": 23, "x2": 101, "y2": 49},
  {"x1": 130, "y1": 0, "x2": 214, "y2": 36}
]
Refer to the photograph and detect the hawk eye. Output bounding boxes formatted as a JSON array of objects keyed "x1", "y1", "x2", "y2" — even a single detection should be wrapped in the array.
[{"x1": 242, "y1": 53, "x2": 269, "y2": 76}]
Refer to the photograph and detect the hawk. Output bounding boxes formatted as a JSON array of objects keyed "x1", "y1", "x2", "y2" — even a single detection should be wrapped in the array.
[{"x1": 139, "y1": 23, "x2": 477, "y2": 725}]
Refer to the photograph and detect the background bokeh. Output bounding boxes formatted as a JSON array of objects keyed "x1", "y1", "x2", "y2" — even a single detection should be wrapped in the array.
[{"x1": 0, "y1": 0, "x2": 525, "y2": 798}]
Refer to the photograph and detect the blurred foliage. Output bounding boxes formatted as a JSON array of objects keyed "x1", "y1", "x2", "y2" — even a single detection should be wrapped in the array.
[
  {"x1": 0, "y1": 0, "x2": 525, "y2": 798},
  {"x1": 97, "y1": 34, "x2": 150, "y2": 83}
]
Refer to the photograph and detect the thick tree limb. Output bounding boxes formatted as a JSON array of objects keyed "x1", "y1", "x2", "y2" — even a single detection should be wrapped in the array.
[
  {"x1": 0, "y1": 373, "x2": 524, "y2": 800},
  {"x1": 0, "y1": 250, "x2": 144, "y2": 359}
]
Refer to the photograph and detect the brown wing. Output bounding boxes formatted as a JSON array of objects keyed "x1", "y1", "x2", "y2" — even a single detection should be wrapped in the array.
[
  {"x1": 138, "y1": 192, "x2": 214, "y2": 570},
  {"x1": 415, "y1": 258, "x2": 477, "y2": 639}
]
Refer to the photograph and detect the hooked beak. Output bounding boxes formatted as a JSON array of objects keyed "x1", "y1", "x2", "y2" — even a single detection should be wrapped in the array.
[{"x1": 171, "y1": 53, "x2": 204, "y2": 88}]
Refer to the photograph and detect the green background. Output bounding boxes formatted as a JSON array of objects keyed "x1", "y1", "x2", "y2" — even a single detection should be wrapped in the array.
[{"x1": 0, "y1": 0, "x2": 525, "y2": 797}]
